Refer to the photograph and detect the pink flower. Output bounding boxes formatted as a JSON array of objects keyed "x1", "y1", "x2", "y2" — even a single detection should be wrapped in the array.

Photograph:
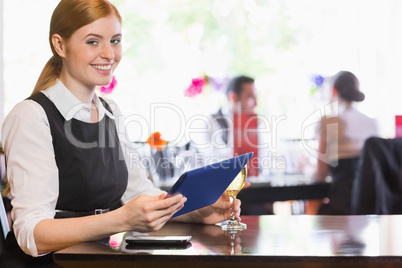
[
  {"x1": 184, "y1": 77, "x2": 205, "y2": 97},
  {"x1": 100, "y1": 76, "x2": 117, "y2": 94}
]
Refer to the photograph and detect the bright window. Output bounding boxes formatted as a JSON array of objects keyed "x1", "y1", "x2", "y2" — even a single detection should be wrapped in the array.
[{"x1": 3, "y1": 0, "x2": 402, "y2": 143}]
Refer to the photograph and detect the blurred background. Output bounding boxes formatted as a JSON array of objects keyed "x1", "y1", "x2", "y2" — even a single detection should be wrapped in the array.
[{"x1": 2, "y1": 0, "x2": 402, "y2": 143}]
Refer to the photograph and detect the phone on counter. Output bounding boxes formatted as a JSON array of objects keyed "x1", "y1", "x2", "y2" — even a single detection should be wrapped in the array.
[{"x1": 125, "y1": 235, "x2": 192, "y2": 246}]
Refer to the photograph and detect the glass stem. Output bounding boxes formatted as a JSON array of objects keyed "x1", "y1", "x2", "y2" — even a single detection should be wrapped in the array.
[{"x1": 229, "y1": 195, "x2": 236, "y2": 221}]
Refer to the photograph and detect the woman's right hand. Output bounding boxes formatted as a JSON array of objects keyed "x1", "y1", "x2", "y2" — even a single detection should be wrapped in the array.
[{"x1": 120, "y1": 193, "x2": 187, "y2": 233}]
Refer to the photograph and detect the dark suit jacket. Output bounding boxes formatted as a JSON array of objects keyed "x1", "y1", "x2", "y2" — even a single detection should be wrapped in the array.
[{"x1": 351, "y1": 137, "x2": 402, "y2": 214}]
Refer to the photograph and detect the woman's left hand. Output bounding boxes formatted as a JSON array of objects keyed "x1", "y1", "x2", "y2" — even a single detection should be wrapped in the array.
[{"x1": 174, "y1": 182, "x2": 250, "y2": 224}]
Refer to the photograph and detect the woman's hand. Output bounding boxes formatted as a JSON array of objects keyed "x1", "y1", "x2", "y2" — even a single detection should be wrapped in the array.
[
  {"x1": 34, "y1": 193, "x2": 186, "y2": 254},
  {"x1": 174, "y1": 182, "x2": 251, "y2": 224},
  {"x1": 120, "y1": 193, "x2": 187, "y2": 232}
]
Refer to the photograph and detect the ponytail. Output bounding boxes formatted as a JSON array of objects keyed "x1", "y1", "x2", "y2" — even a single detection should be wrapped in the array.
[{"x1": 31, "y1": 55, "x2": 62, "y2": 95}]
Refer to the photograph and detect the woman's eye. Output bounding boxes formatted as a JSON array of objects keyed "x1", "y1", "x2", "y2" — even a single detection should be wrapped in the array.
[
  {"x1": 111, "y1": 39, "x2": 121, "y2": 45},
  {"x1": 87, "y1": 40, "x2": 99, "y2": 45}
]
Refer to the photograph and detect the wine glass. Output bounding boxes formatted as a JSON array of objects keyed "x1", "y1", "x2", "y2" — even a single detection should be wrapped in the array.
[{"x1": 221, "y1": 165, "x2": 247, "y2": 231}]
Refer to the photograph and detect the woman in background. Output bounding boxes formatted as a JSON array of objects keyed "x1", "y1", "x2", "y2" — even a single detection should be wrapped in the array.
[
  {"x1": 314, "y1": 71, "x2": 378, "y2": 215},
  {"x1": 0, "y1": 1, "x2": 244, "y2": 266}
]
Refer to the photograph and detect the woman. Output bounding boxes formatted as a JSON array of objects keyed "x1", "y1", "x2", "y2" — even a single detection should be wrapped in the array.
[
  {"x1": 0, "y1": 0, "x2": 244, "y2": 266},
  {"x1": 314, "y1": 71, "x2": 378, "y2": 215}
]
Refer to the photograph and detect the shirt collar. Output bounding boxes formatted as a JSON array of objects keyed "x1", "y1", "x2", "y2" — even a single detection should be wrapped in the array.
[
  {"x1": 42, "y1": 80, "x2": 114, "y2": 122},
  {"x1": 221, "y1": 105, "x2": 232, "y2": 118}
]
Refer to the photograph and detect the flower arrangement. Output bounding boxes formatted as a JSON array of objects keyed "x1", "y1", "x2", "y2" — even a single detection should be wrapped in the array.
[
  {"x1": 309, "y1": 74, "x2": 326, "y2": 96},
  {"x1": 184, "y1": 74, "x2": 228, "y2": 97},
  {"x1": 99, "y1": 76, "x2": 118, "y2": 94},
  {"x1": 184, "y1": 77, "x2": 206, "y2": 97},
  {"x1": 146, "y1": 132, "x2": 169, "y2": 151}
]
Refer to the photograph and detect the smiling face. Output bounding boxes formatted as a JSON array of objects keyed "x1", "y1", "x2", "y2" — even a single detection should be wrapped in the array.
[{"x1": 54, "y1": 15, "x2": 122, "y2": 92}]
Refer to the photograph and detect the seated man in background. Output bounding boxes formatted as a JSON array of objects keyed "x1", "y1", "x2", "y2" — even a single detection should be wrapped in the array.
[
  {"x1": 200, "y1": 75, "x2": 259, "y2": 171},
  {"x1": 194, "y1": 75, "x2": 272, "y2": 214}
]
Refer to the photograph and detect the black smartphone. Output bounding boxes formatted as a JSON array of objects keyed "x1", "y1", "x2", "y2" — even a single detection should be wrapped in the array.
[{"x1": 125, "y1": 235, "x2": 192, "y2": 246}]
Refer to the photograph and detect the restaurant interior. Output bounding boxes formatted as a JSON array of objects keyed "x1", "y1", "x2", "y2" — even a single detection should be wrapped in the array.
[{"x1": 1, "y1": 0, "x2": 402, "y2": 267}]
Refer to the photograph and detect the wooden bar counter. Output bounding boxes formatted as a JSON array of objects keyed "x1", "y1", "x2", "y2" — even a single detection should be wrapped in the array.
[{"x1": 54, "y1": 215, "x2": 402, "y2": 267}]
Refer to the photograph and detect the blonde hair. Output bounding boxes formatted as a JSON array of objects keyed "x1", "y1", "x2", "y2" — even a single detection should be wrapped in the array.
[{"x1": 31, "y1": 0, "x2": 122, "y2": 95}]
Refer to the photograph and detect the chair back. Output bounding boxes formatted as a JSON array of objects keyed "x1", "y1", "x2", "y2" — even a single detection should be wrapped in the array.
[
  {"x1": 0, "y1": 196, "x2": 10, "y2": 253},
  {"x1": 351, "y1": 137, "x2": 402, "y2": 214}
]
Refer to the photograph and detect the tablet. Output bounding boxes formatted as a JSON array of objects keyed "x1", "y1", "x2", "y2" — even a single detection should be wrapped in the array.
[{"x1": 167, "y1": 152, "x2": 253, "y2": 217}]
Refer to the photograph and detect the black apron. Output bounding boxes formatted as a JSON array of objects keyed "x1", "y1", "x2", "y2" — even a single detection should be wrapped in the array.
[{"x1": 1, "y1": 92, "x2": 128, "y2": 267}]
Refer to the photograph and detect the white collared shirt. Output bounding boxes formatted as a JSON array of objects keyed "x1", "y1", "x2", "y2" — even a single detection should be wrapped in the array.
[{"x1": 1, "y1": 80, "x2": 163, "y2": 257}]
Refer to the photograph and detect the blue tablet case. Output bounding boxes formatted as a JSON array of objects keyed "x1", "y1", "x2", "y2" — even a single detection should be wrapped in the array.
[{"x1": 167, "y1": 152, "x2": 253, "y2": 217}]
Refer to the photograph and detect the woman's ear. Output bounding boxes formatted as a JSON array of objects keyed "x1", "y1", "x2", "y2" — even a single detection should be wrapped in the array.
[
  {"x1": 52, "y1": 34, "x2": 66, "y2": 58},
  {"x1": 331, "y1": 86, "x2": 338, "y2": 98}
]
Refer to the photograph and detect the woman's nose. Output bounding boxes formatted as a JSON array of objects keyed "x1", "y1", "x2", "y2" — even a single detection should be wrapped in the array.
[{"x1": 101, "y1": 44, "x2": 114, "y2": 60}]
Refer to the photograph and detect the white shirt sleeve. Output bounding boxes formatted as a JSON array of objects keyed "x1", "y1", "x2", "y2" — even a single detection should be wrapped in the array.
[
  {"x1": 1, "y1": 100, "x2": 58, "y2": 257},
  {"x1": 102, "y1": 98, "x2": 164, "y2": 204}
]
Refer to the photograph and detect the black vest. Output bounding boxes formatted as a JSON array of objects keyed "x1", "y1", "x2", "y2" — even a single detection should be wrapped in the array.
[
  {"x1": 1, "y1": 93, "x2": 129, "y2": 267},
  {"x1": 211, "y1": 108, "x2": 230, "y2": 145},
  {"x1": 28, "y1": 92, "x2": 128, "y2": 212}
]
